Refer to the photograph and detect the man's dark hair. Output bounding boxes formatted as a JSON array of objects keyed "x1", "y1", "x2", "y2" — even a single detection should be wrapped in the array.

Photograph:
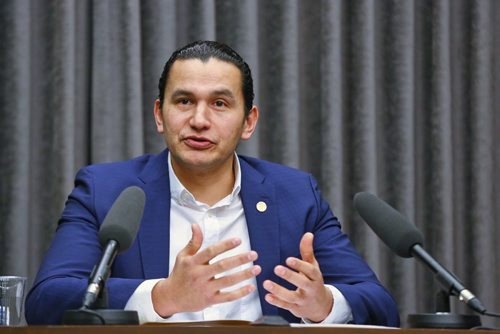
[{"x1": 158, "y1": 40, "x2": 254, "y2": 115}]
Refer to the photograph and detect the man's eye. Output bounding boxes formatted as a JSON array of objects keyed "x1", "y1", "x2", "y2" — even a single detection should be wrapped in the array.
[
  {"x1": 179, "y1": 99, "x2": 190, "y2": 105},
  {"x1": 214, "y1": 100, "x2": 226, "y2": 107}
]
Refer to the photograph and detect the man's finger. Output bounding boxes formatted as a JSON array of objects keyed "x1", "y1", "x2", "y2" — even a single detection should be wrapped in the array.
[
  {"x1": 284, "y1": 258, "x2": 322, "y2": 282},
  {"x1": 262, "y1": 280, "x2": 301, "y2": 305},
  {"x1": 194, "y1": 237, "x2": 242, "y2": 264},
  {"x1": 207, "y1": 251, "x2": 258, "y2": 277},
  {"x1": 214, "y1": 284, "x2": 257, "y2": 304},
  {"x1": 274, "y1": 263, "x2": 316, "y2": 289},
  {"x1": 299, "y1": 232, "x2": 317, "y2": 265},
  {"x1": 183, "y1": 224, "x2": 203, "y2": 256},
  {"x1": 264, "y1": 293, "x2": 297, "y2": 313},
  {"x1": 213, "y1": 264, "x2": 261, "y2": 290}
]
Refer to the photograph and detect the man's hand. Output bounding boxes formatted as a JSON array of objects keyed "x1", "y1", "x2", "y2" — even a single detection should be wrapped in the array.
[
  {"x1": 152, "y1": 223, "x2": 261, "y2": 317},
  {"x1": 262, "y1": 233, "x2": 333, "y2": 322}
]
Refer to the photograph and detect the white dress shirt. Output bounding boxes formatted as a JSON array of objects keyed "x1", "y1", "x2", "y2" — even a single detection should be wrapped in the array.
[{"x1": 125, "y1": 153, "x2": 352, "y2": 324}]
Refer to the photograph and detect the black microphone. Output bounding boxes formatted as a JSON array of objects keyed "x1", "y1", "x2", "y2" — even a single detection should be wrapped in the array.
[
  {"x1": 63, "y1": 186, "x2": 145, "y2": 325},
  {"x1": 353, "y1": 192, "x2": 486, "y2": 315},
  {"x1": 82, "y1": 186, "x2": 145, "y2": 309}
]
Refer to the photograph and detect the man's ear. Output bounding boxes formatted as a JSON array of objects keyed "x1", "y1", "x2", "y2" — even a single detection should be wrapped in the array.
[
  {"x1": 154, "y1": 99, "x2": 164, "y2": 133},
  {"x1": 241, "y1": 106, "x2": 259, "y2": 140}
]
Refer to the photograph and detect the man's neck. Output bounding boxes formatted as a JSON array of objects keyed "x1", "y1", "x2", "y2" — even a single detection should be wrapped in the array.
[{"x1": 171, "y1": 157, "x2": 236, "y2": 206}]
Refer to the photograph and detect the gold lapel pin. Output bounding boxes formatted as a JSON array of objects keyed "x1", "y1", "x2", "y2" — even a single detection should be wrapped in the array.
[{"x1": 256, "y1": 201, "x2": 267, "y2": 212}]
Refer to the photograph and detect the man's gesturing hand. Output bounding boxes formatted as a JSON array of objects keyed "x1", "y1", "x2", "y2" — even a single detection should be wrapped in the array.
[
  {"x1": 262, "y1": 233, "x2": 333, "y2": 323},
  {"x1": 152, "y1": 224, "x2": 261, "y2": 317}
]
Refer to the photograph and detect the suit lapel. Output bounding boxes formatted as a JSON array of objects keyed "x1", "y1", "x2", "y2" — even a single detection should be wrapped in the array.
[
  {"x1": 137, "y1": 150, "x2": 171, "y2": 279},
  {"x1": 239, "y1": 158, "x2": 280, "y2": 316}
]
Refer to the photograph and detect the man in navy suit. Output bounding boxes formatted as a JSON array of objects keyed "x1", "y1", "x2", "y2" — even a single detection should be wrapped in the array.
[{"x1": 26, "y1": 41, "x2": 399, "y2": 326}]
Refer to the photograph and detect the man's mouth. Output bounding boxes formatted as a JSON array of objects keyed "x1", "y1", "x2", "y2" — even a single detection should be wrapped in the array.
[{"x1": 183, "y1": 136, "x2": 214, "y2": 149}]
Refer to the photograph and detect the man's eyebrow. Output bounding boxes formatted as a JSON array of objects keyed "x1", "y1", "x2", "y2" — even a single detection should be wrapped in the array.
[
  {"x1": 169, "y1": 88, "x2": 236, "y2": 101},
  {"x1": 210, "y1": 89, "x2": 236, "y2": 101},
  {"x1": 170, "y1": 89, "x2": 193, "y2": 99}
]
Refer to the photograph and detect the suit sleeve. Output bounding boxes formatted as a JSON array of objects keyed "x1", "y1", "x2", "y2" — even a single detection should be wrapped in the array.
[
  {"x1": 307, "y1": 176, "x2": 400, "y2": 327},
  {"x1": 25, "y1": 167, "x2": 144, "y2": 325}
]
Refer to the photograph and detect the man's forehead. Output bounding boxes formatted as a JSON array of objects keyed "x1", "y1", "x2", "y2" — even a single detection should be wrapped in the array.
[
  {"x1": 170, "y1": 57, "x2": 240, "y2": 73},
  {"x1": 165, "y1": 58, "x2": 243, "y2": 94}
]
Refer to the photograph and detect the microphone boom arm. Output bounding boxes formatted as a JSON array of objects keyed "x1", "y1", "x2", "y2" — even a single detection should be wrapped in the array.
[
  {"x1": 411, "y1": 244, "x2": 486, "y2": 314},
  {"x1": 82, "y1": 240, "x2": 118, "y2": 309}
]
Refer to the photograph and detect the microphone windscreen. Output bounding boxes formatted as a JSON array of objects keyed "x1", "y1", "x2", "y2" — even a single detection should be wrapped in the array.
[
  {"x1": 353, "y1": 192, "x2": 424, "y2": 258},
  {"x1": 98, "y1": 186, "x2": 145, "y2": 252}
]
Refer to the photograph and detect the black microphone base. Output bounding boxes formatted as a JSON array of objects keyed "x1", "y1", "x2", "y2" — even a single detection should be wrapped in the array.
[
  {"x1": 407, "y1": 312, "x2": 481, "y2": 329},
  {"x1": 62, "y1": 309, "x2": 139, "y2": 325}
]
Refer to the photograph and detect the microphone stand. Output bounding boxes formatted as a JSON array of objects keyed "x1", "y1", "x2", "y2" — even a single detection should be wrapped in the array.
[
  {"x1": 62, "y1": 283, "x2": 139, "y2": 325},
  {"x1": 407, "y1": 289, "x2": 481, "y2": 329},
  {"x1": 406, "y1": 244, "x2": 482, "y2": 329}
]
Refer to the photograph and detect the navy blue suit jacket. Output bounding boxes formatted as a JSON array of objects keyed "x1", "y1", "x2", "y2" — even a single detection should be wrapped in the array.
[{"x1": 26, "y1": 150, "x2": 399, "y2": 326}]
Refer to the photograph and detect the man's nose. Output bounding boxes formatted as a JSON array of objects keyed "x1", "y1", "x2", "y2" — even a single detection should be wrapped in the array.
[{"x1": 189, "y1": 102, "x2": 211, "y2": 129}]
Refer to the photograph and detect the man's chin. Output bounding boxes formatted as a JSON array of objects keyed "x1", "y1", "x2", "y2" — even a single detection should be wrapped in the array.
[{"x1": 172, "y1": 154, "x2": 223, "y2": 172}]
